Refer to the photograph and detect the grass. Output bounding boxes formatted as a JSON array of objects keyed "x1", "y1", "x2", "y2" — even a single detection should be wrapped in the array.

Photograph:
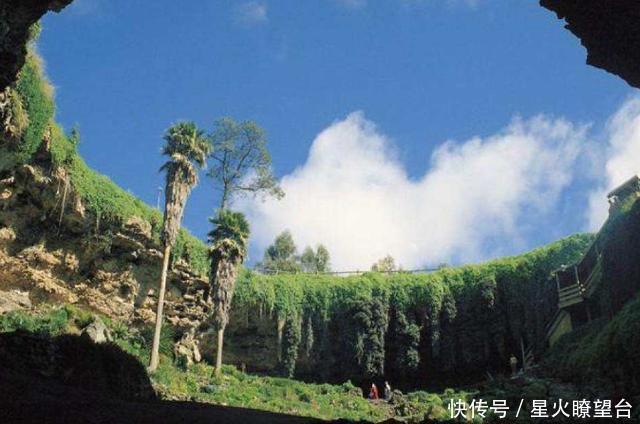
[
  {"x1": 0, "y1": 306, "x2": 467, "y2": 422},
  {"x1": 153, "y1": 363, "x2": 392, "y2": 421},
  {"x1": 6, "y1": 50, "x2": 211, "y2": 277}
]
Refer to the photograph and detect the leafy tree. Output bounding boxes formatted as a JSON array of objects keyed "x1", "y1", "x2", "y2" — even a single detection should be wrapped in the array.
[
  {"x1": 300, "y1": 245, "x2": 331, "y2": 273},
  {"x1": 300, "y1": 247, "x2": 316, "y2": 273},
  {"x1": 315, "y1": 245, "x2": 331, "y2": 273},
  {"x1": 280, "y1": 314, "x2": 302, "y2": 378},
  {"x1": 393, "y1": 310, "x2": 421, "y2": 372},
  {"x1": 149, "y1": 121, "x2": 210, "y2": 372},
  {"x1": 259, "y1": 230, "x2": 300, "y2": 273},
  {"x1": 207, "y1": 117, "x2": 283, "y2": 210},
  {"x1": 208, "y1": 210, "x2": 250, "y2": 376},
  {"x1": 371, "y1": 255, "x2": 397, "y2": 273}
]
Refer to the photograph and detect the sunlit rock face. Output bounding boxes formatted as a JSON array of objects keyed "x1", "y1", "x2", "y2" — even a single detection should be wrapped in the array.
[
  {"x1": 0, "y1": 159, "x2": 212, "y2": 340},
  {"x1": 540, "y1": 0, "x2": 640, "y2": 89},
  {"x1": 0, "y1": 0, "x2": 73, "y2": 90}
]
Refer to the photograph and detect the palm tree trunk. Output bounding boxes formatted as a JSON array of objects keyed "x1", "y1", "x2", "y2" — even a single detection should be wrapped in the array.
[
  {"x1": 149, "y1": 243, "x2": 171, "y2": 372},
  {"x1": 215, "y1": 327, "x2": 225, "y2": 376}
]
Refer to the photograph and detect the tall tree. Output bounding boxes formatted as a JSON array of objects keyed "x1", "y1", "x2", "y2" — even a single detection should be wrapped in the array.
[
  {"x1": 207, "y1": 117, "x2": 283, "y2": 210},
  {"x1": 315, "y1": 244, "x2": 331, "y2": 273},
  {"x1": 300, "y1": 244, "x2": 331, "y2": 273},
  {"x1": 371, "y1": 255, "x2": 397, "y2": 273},
  {"x1": 208, "y1": 210, "x2": 250, "y2": 375},
  {"x1": 300, "y1": 246, "x2": 316, "y2": 273},
  {"x1": 259, "y1": 230, "x2": 300, "y2": 273},
  {"x1": 149, "y1": 121, "x2": 210, "y2": 372}
]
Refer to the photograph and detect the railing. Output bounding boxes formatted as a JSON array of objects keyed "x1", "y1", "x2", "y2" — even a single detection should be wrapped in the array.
[
  {"x1": 535, "y1": 246, "x2": 604, "y2": 354},
  {"x1": 582, "y1": 258, "x2": 602, "y2": 297},
  {"x1": 259, "y1": 267, "x2": 440, "y2": 276},
  {"x1": 544, "y1": 309, "x2": 562, "y2": 339},
  {"x1": 558, "y1": 283, "x2": 584, "y2": 309}
]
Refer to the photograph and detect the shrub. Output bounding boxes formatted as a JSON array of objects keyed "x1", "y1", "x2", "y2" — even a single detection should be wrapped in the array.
[
  {"x1": 63, "y1": 304, "x2": 95, "y2": 328},
  {"x1": 141, "y1": 322, "x2": 175, "y2": 358},
  {"x1": 14, "y1": 53, "x2": 54, "y2": 163},
  {"x1": 231, "y1": 234, "x2": 594, "y2": 386},
  {"x1": 0, "y1": 307, "x2": 69, "y2": 335}
]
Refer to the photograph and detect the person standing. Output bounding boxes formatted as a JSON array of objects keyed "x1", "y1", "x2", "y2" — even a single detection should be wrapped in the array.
[
  {"x1": 384, "y1": 381, "x2": 392, "y2": 401},
  {"x1": 510, "y1": 354, "x2": 518, "y2": 376},
  {"x1": 368, "y1": 383, "x2": 379, "y2": 400}
]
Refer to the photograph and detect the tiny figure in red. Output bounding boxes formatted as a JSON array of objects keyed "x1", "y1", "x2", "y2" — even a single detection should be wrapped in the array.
[{"x1": 368, "y1": 383, "x2": 379, "y2": 400}]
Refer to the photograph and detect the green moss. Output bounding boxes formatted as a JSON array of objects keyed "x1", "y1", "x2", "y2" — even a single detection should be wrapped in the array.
[{"x1": 14, "y1": 53, "x2": 54, "y2": 163}]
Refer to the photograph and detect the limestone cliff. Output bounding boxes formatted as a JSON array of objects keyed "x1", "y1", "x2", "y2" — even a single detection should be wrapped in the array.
[{"x1": 0, "y1": 154, "x2": 213, "y2": 364}]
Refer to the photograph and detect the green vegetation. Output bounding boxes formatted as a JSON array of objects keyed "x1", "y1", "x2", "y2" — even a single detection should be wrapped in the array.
[
  {"x1": 153, "y1": 364, "x2": 394, "y2": 421},
  {"x1": 208, "y1": 210, "x2": 251, "y2": 375},
  {"x1": 0, "y1": 306, "x2": 468, "y2": 422},
  {"x1": 0, "y1": 306, "x2": 69, "y2": 335},
  {"x1": 371, "y1": 254, "x2": 398, "y2": 272},
  {"x1": 300, "y1": 244, "x2": 331, "y2": 273},
  {"x1": 258, "y1": 230, "x2": 302, "y2": 273},
  {"x1": 150, "y1": 121, "x2": 211, "y2": 372},
  {"x1": 12, "y1": 53, "x2": 54, "y2": 164},
  {"x1": 6, "y1": 30, "x2": 639, "y2": 423},
  {"x1": 257, "y1": 232, "x2": 332, "y2": 274},
  {"x1": 233, "y1": 234, "x2": 594, "y2": 386},
  {"x1": 207, "y1": 117, "x2": 283, "y2": 211},
  {"x1": 2, "y1": 51, "x2": 210, "y2": 277},
  {"x1": 543, "y1": 294, "x2": 640, "y2": 396}
]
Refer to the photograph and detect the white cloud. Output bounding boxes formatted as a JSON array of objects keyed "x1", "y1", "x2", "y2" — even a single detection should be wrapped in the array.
[
  {"x1": 235, "y1": 1, "x2": 268, "y2": 25},
  {"x1": 587, "y1": 97, "x2": 640, "y2": 230},
  {"x1": 239, "y1": 112, "x2": 587, "y2": 271}
]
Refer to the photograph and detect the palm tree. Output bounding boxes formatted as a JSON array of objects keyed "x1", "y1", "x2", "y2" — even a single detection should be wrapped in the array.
[
  {"x1": 149, "y1": 121, "x2": 210, "y2": 372},
  {"x1": 208, "y1": 209, "x2": 250, "y2": 375}
]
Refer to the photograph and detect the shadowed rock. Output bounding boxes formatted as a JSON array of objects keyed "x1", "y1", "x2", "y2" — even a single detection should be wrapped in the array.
[
  {"x1": 540, "y1": 0, "x2": 640, "y2": 89},
  {"x1": 0, "y1": 330, "x2": 327, "y2": 423},
  {"x1": 0, "y1": 0, "x2": 74, "y2": 91}
]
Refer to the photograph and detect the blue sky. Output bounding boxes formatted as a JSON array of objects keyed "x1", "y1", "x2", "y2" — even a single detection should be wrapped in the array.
[{"x1": 40, "y1": 0, "x2": 638, "y2": 269}]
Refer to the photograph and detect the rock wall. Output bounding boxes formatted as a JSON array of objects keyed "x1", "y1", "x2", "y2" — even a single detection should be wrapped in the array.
[
  {"x1": 199, "y1": 233, "x2": 593, "y2": 389},
  {"x1": 0, "y1": 158, "x2": 213, "y2": 351},
  {"x1": 0, "y1": 0, "x2": 73, "y2": 91},
  {"x1": 540, "y1": 0, "x2": 640, "y2": 89}
]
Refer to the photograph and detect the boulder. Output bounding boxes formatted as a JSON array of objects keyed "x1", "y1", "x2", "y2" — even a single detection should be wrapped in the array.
[
  {"x1": 174, "y1": 331, "x2": 202, "y2": 367},
  {"x1": 81, "y1": 317, "x2": 112, "y2": 344}
]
